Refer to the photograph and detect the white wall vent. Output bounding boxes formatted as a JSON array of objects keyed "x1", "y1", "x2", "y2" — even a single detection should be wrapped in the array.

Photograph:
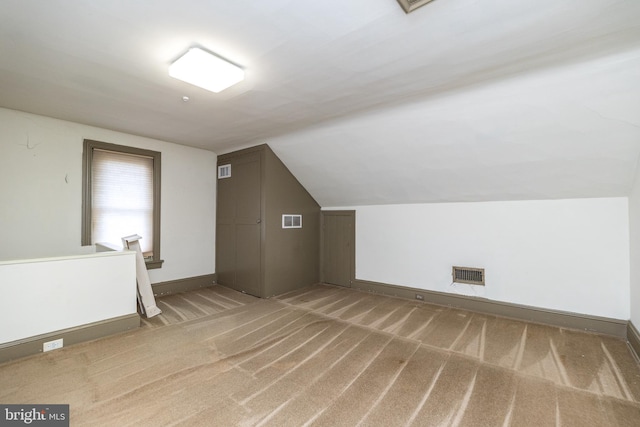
[
  {"x1": 396, "y1": 0, "x2": 438, "y2": 14},
  {"x1": 452, "y1": 266, "x2": 485, "y2": 286},
  {"x1": 282, "y1": 214, "x2": 302, "y2": 229},
  {"x1": 218, "y1": 164, "x2": 231, "y2": 179}
]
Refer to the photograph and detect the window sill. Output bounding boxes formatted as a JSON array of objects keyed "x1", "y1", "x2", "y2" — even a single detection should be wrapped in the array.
[{"x1": 145, "y1": 259, "x2": 164, "y2": 270}]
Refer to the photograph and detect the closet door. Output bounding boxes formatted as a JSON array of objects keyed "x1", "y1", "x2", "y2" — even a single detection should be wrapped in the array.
[
  {"x1": 216, "y1": 174, "x2": 236, "y2": 290},
  {"x1": 216, "y1": 152, "x2": 262, "y2": 296},
  {"x1": 233, "y1": 153, "x2": 262, "y2": 296},
  {"x1": 321, "y1": 211, "x2": 354, "y2": 287}
]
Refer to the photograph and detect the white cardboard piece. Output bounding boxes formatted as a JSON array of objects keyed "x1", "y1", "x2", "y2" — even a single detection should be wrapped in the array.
[{"x1": 121, "y1": 234, "x2": 162, "y2": 318}]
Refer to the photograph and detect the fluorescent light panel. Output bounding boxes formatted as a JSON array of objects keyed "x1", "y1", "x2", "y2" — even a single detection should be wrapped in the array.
[{"x1": 169, "y1": 47, "x2": 244, "y2": 93}]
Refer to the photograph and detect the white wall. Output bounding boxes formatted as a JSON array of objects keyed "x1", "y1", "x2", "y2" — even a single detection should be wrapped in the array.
[
  {"x1": 629, "y1": 164, "x2": 640, "y2": 327},
  {"x1": 0, "y1": 108, "x2": 216, "y2": 283},
  {"x1": 328, "y1": 197, "x2": 630, "y2": 319},
  {"x1": 0, "y1": 251, "x2": 137, "y2": 344}
]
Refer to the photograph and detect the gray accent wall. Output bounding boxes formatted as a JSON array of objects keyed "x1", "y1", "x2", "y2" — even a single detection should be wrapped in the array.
[
  {"x1": 263, "y1": 146, "x2": 320, "y2": 296},
  {"x1": 217, "y1": 144, "x2": 320, "y2": 298}
]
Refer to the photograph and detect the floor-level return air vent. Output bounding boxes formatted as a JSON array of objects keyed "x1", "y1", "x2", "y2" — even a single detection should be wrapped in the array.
[{"x1": 452, "y1": 266, "x2": 485, "y2": 286}]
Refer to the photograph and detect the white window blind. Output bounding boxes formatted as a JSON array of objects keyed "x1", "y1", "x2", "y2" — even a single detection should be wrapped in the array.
[{"x1": 91, "y1": 149, "x2": 154, "y2": 256}]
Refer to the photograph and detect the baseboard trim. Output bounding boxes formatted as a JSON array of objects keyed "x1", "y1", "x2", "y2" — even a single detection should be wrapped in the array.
[
  {"x1": 352, "y1": 279, "x2": 628, "y2": 338},
  {"x1": 627, "y1": 321, "x2": 640, "y2": 362},
  {"x1": 152, "y1": 274, "x2": 216, "y2": 296},
  {"x1": 0, "y1": 313, "x2": 140, "y2": 364}
]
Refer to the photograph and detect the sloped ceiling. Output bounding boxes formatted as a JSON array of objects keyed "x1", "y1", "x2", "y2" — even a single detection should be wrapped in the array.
[{"x1": 1, "y1": 0, "x2": 639, "y2": 206}]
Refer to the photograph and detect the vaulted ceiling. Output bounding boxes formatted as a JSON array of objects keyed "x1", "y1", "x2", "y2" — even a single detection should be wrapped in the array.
[{"x1": 1, "y1": 0, "x2": 639, "y2": 206}]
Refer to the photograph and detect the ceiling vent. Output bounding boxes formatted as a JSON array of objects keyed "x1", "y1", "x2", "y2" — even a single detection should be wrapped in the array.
[
  {"x1": 396, "y1": 0, "x2": 437, "y2": 13},
  {"x1": 452, "y1": 266, "x2": 485, "y2": 286}
]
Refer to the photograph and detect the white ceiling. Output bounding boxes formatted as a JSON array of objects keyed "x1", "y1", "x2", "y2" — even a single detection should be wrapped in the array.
[{"x1": 1, "y1": 0, "x2": 640, "y2": 206}]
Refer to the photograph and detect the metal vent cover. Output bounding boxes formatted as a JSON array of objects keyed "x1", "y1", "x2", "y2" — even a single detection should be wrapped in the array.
[
  {"x1": 452, "y1": 266, "x2": 485, "y2": 286},
  {"x1": 396, "y1": 0, "x2": 438, "y2": 13},
  {"x1": 282, "y1": 214, "x2": 302, "y2": 229},
  {"x1": 218, "y1": 164, "x2": 231, "y2": 179}
]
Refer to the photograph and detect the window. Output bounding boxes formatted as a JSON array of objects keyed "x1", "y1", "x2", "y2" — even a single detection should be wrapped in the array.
[{"x1": 82, "y1": 140, "x2": 163, "y2": 268}]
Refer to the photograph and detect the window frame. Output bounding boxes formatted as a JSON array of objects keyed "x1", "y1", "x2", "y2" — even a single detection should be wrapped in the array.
[{"x1": 82, "y1": 139, "x2": 163, "y2": 269}]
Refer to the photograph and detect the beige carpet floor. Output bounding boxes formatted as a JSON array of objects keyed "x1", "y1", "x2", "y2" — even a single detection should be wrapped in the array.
[{"x1": 1, "y1": 284, "x2": 640, "y2": 426}]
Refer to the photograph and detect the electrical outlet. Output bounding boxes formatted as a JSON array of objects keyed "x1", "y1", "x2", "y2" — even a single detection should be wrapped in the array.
[
  {"x1": 43, "y1": 338, "x2": 63, "y2": 352},
  {"x1": 415, "y1": 294, "x2": 424, "y2": 301}
]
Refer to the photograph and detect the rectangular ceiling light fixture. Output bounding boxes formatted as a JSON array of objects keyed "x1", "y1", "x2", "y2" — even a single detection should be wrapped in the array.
[
  {"x1": 397, "y1": 0, "x2": 438, "y2": 13},
  {"x1": 169, "y1": 47, "x2": 244, "y2": 93}
]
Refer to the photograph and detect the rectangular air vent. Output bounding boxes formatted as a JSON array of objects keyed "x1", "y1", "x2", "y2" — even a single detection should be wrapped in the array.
[
  {"x1": 397, "y1": 0, "x2": 438, "y2": 14},
  {"x1": 218, "y1": 164, "x2": 231, "y2": 179},
  {"x1": 282, "y1": 214, "x2": 302, "y2": 229},
  {"x1": 452, "y1": 266, "x2": 485, "y2": 286}
]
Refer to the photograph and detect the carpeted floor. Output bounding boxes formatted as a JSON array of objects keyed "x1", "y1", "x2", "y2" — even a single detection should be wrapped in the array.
[{"x1": 1, "y1": 284, "x2": 639, "y2": 426}]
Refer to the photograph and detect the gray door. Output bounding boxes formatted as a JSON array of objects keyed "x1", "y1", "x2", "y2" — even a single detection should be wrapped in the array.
[
  {"x1": 233, "y1": 155, "x2": 262, "y2": 296},
  {"x1": 321, "y1": 211, "x2": 354, "y2": 287},
  {"x1": 216, "y1": 152, "x2": 262, "y2": 296}
]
